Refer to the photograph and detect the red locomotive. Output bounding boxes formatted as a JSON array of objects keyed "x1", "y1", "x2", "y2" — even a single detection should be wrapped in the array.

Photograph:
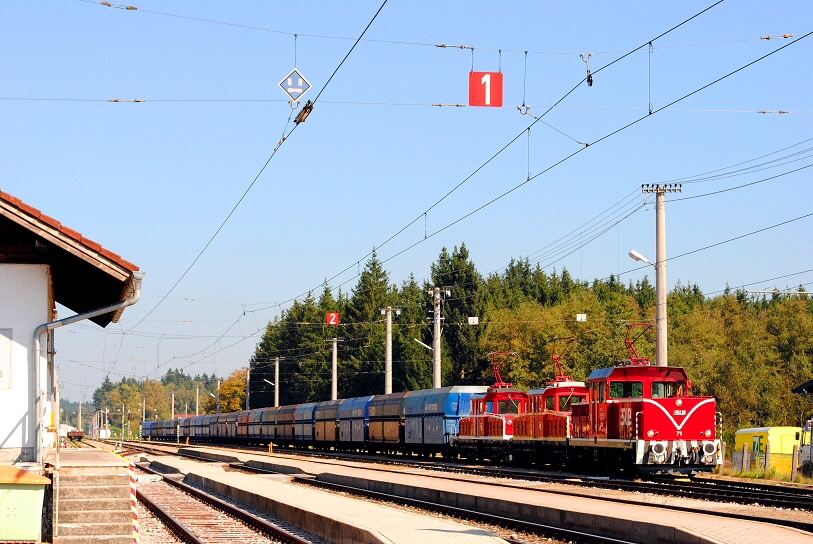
[
  {"x1": 456, "y1": 329, "x2": 721, "y2": 475},
  {"x1": 457, "y1": 352, "x2": 528, "y2": 462},
  {"x1": 569, "y1": 326, "x2": 720, "y2": 474},
  {"x1": 512, "y1": 338, "x2": 589, "y2": 466}
]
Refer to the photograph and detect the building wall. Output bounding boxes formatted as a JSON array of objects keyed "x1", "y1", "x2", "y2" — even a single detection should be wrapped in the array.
[{"x1": 0, "y1": 264, "x2": 51, "y2": 462}]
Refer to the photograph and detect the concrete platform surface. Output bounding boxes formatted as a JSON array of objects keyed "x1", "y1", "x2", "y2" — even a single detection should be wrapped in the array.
[
  {"x1": 58, "y1": 448, "x2": 129, "y2": 467},
  {"x1": 175, "y1": 446, "x2": 813, "y2": 544},
  {"x1": 148, "y1": 455, "x2": 506, "y2": 544}
]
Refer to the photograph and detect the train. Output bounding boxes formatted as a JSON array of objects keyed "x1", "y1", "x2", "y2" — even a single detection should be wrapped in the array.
[{"x1": 143, "y1": 329, "x2": 722, "y2": 475}]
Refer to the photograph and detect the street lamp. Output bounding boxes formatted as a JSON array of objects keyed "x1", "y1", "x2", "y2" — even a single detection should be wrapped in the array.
[
  {"x1": 414, "y1": 338, "x2": 433, "y2": 351},
  {"x1": 628, "y1": 250, "x2": 654, "y2": 267}
]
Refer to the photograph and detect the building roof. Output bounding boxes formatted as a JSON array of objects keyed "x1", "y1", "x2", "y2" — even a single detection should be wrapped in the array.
[{"x1": 0, "y1": 190, "x2": 139, "y2": 327}]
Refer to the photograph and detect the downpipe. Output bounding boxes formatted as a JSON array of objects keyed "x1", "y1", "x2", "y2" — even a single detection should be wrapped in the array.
[{"x1": 33, "y1": 272, "x2": 144, "y2": 464}]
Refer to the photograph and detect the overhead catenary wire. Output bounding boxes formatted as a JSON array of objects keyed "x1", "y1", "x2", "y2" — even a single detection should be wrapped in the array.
[
  {"x1": 274, "y1": 1, "x2": 732, "y2": 309},
  {"x1": 125, "y1": 0, "x2": 389, "y2": 334},
  {"x1": 76, "y1": 0, "x2": 794, "y2": 57},
  {"x1": 58, "y1": 4, "x2": 804, "y2": 386},
  {"x1": 364, "y1": 30, "x2": 812, "y2": 280}
]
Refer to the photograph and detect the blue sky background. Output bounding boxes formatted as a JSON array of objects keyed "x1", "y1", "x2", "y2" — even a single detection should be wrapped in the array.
[{"x1": 1, "y1": 1, "x2": 810, "y2": 401}]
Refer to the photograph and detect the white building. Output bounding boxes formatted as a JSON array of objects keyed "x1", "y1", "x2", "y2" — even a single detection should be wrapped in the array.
[{"x1": 0, "y1": 190, "x2": 141, "y2": 468}]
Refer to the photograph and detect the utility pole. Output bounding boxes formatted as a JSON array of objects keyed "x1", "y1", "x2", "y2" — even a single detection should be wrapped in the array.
[
  {"x1": 77, "y1": 401, "x2": 82, "y2": 433},
  {"x1": 120, "y1": 404, "x2": 124, "y2": 439},
  {"x1": 427, "y1": 287, "x2": 450, "y2": 388},
  {"x1": 641, "y1": 183, "x2": 681, "y2": 367},
  {"x1": 275, "y1": 357, "x2": 280, "y2": 407},
  {"x1": 380, "y1": 307, "x2": 401, "y2": 394},
  {"x1": 195, "y1": 384, "x2": 199, "y2": 416},
  {"x1": 329, "y1": 339, "x2": 344, "y2": 400},
  {"x1": 216, "y1": 379, "x2": 221, "y2": 414},
  {"x1": 171, "y1": 391, "x2": 175, "y2": 420},
  {"x1": 142, "y1": 397, "x2": 146, "y2": 422},
  {"x1": 245, "y1": 366, "x2": 250, "y2": 410}
]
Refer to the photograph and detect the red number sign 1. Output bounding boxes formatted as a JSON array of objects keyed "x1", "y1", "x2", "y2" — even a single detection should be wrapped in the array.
[
  {"x1": 326, "y1": 312, "x2": 340, "y2": 325},
  {"x1": 468, "y1": 72, "x2": 503, "y2": 107}
]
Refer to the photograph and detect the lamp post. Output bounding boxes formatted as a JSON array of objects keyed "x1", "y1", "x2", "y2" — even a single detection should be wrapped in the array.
[
  {"x1": 629, "y1": 249, "x2": 666, "y2": 366},
  {"x1": 263, "y1": 379, "x2": 276, "y2": 408},
  {"x1": 380, "y1": 307, "x2": 401, "y2": 394}
]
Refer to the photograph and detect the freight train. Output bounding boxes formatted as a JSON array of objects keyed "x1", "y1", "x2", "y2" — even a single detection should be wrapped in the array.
[{"x1": 144, "y1": 330, "x2": 722, "y2": 475}]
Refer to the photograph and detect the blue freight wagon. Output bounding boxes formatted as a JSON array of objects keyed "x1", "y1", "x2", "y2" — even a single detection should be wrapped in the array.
[
  {"x1": 404, "y1": 386, "x2": 488, "y2": 456},
  {"x1": 338, "y1": 396, "x2": 374, "y2": 449}
]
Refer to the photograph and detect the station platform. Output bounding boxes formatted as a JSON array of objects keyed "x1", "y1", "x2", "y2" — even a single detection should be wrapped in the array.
[
  {"x1": 47, "y1": 447, "x2": 134, "y2": 544},
  {"x1": 147, "y1": 454, "x2": 507, "y2": 544},
  {"x1": 165, "y1": 446, "x2": 813, "y2": 544}
]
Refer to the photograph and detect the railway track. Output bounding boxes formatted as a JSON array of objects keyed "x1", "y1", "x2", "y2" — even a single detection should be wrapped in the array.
[
  {"x1": 123, "y1": 440, "x2": 813, "y2": 534},
  {"x1": 134, "y1": 464, "x2": 317, "y2": 544},
  {"x1": 197, "y1": 443, "x2": 813, "y2": 512}
]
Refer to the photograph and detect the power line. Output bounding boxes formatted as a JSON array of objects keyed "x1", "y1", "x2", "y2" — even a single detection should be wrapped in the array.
[
  {"x1": 374, "y1": 30, "x2": 813, "y2": 271},
  {"x1": 126, "y1": 0, "x2": 389, "y2": 333},
  {"x1": 671, "y1": 163, "x2": 811, "y2": 201},
  {"x1": 75, "y1": 0, "x2": 794, "y2": 57},
  {"x1": 4, "y1": 96, "x2": 811, "y2": 115},
  {"x1": 267, "y1": 1, "x2": 730, "y2": 311},
  {"x1": 705, "y1": 269, "x2": 813, "y2": 296}
]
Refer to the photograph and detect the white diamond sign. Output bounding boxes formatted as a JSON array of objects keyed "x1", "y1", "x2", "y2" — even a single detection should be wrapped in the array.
[{"x1": 278, "y1": 69, "x2": 311, "y2": 101}]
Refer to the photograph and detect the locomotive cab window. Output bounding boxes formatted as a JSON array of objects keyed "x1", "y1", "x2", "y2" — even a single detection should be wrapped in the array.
[
  {"x1": 546, "y1": 396, "x2": 555, "y2": 410},
  {"x1": 609, "y1": 381, "x2": 643, "y2": 399},
  {"x1": 651, "y1": 381, "x2": 686, "y2": 398},
  {"x1": 485, "y1": 401, "x2": 494, "y2": 413},
  {"x1": 498, "y1": 399, "x2": 520, "y2": 414},
  {"x1": 559, "y1": 395, "x2": 585, "y2": 411}
]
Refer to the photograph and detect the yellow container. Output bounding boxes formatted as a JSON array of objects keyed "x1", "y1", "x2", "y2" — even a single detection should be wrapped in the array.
[
  {"x1": 733, "y1": 426, "x2": 801, "y2": 474},
  {"x1": 0, "y1": 465, "x2": 51, "y2": 542}
]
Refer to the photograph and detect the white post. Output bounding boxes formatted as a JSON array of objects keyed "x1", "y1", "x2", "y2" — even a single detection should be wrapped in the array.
[
  {"x1": 381, "y1": 307, "x2": 394, "y2": 394},
  {"x1": 195, "y1": 385, "x2": 199, "y2": 416},
  {"x1": 171, "y1": 391, "x2": 175, "y2": 420},
  {"x1": 274, "y1": 357, "x2": 280, "y2": 407},
  {"x1": 331, "y1": 339, "x2": 338, "y2": 401},
  {"x1": 216, "y1": 379, "x2": 221, "y2": 414},
  {"x1": 245, "y1": 366, "x2": 250, "y2": 410},
  {"x1": 642, "y1": 183, "x2": 681, "y2": 367},
  {"x1": 428, "y1": 288, "x2": 446, "y2": 388}
]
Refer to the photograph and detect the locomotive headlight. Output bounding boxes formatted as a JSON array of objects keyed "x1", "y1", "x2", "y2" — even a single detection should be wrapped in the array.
[
  {"x1": 703, "y1": 430, "x2": 712, "y2": 438},
  {"x1": 647, "y1": 430, "x2": 655, "y2": 438},
  {"x1": 675, "y1": 399, "x2": 683, "y2": 407}
]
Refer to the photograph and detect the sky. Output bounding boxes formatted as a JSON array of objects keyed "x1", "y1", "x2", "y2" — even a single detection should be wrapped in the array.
[{"x1": 1, "y1": 1, "x2": 810, "y2": 402}]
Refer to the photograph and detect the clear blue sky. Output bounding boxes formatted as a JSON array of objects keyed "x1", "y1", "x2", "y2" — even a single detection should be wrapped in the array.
[{"x1": 2, "y1": 1, "x2": 810, "y2": 402}]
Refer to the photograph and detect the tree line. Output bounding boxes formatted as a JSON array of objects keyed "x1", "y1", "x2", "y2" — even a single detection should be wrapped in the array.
[
  {"x1": 85, "y1": 244, "x2": 813, "y2": 445},
  {"x1": 249, "y1": 245, "x2": 813, "y2": 445}
]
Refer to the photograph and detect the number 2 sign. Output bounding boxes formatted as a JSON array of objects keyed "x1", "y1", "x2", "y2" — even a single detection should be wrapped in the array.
[
  {"x1": 469, "y1": 72, "x2": 503, "y2": 107},
  {"x1": 326, "y1": 312, "x2": 340, "y2": 325}
]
